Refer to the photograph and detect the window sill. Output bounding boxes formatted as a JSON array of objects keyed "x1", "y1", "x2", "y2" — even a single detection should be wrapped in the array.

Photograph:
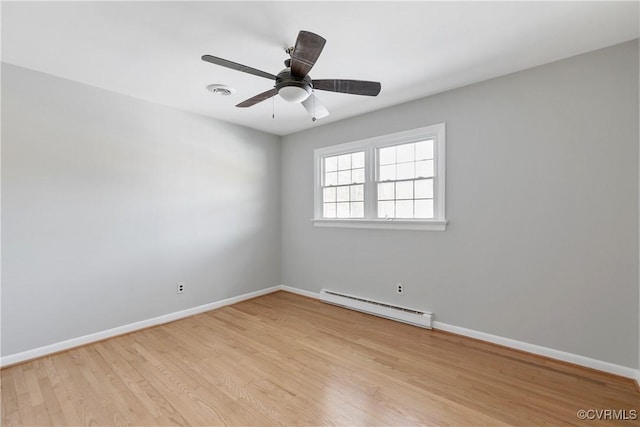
[{"x1": 311, "y1": 218, "x2": 447, "y2": 231}]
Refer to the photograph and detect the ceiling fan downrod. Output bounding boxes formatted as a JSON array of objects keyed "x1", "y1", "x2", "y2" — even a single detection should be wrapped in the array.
[{"x1": 201, "y1": 30, "x2": 381, "y2": 119}]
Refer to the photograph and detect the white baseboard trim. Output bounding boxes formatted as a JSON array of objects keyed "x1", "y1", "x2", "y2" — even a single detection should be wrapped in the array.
[
  {"x1": 3, "y1": 284, "x2": 640, "y2": 384},
  {"x1": 280, "y1": 285, "x2": 322, "y2": 300},
  {"x1": 431, "y1": 321, "x2": 639, "y2": 380},
  {"x1": 0, "y1": 285, "x2": 281, "y2": 368},
  {"x1": 280, "y1": 286, "x2": 640, "y2": 381}
]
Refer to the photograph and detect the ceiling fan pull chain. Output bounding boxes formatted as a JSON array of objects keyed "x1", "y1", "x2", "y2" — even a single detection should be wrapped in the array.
[
  {"x1": 312, "y1": 91, "x2": 317, "y2": 122},
  {"x1": 201, "y1": 31, "x2": 380, "y2": 121}
]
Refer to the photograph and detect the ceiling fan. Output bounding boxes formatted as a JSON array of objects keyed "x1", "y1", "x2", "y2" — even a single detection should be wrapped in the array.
[{"x1": 202, "y1": 30, "x2": 381, "y2": 120}]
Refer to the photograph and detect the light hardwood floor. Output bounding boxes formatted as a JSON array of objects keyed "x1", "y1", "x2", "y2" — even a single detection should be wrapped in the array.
[{"x1": 2, "y1": 291, "x2": 639, "y2": 426}]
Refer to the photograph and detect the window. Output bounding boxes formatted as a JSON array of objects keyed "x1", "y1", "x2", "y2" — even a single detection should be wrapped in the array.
[
  {"x1": 377, "y1": 140, "x2": 435, "y2": 219},
  {"x1": 321, "y1": 151, "x2": 365, "y2": 218},
  {"x1": 313, "y1": 123, "x2": 446, "y2": 231}
]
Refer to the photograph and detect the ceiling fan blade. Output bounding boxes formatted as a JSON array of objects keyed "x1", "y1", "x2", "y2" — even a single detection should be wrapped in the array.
[
  {"x1": 290, "y1": 31, "x2": 326, "y2": 78},
  {"x1": 236, "y1": 88, "x2": 278, "y2": 108},
  {"x1": 202, "y1": 55, "x2": 276, "y2": 80},
  {"x1": 312, "y1": 79, "x2": 381, "y2": 96},
  {"x1": 301, "y1": 94, "x2": 330, "y2": 119}
]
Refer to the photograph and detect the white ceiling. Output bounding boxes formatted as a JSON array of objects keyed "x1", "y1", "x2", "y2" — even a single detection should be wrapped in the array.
[{"x1": 2, "y1": 1, "x2": 638, "y2": 136}]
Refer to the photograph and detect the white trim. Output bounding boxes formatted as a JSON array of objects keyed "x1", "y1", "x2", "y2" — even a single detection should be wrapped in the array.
[
  {"x1": 312, "y1": 218, "x2": 447, "y2": 231},
  {"x1": 3, "y1": 283, "x2": 639, "y2": 383},
  {"x1": 432, "y1": 321, "x2": 639, "y2": 380},
  {"x1": 313, "y1": 123, "x2": 446, "y2": 228},
  {"x1": 280, "y1": 285, "x2": 321, "y2": 300},
  {"x1": 0, "y1": 285, "x2": 281, "y2": 368},
  {"x1": 279, "y1": 286, "x2": 640, "y2": 381}
]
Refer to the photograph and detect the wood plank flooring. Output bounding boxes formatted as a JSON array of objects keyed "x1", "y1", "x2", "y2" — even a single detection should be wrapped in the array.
[{"x1": 2, "y1": 291, "x2": 638, "y2": 426}]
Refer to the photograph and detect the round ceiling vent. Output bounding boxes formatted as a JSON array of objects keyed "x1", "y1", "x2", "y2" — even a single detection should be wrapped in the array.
[{"x1": 206, "y1": 84, "x2": 236, "y2": 96}]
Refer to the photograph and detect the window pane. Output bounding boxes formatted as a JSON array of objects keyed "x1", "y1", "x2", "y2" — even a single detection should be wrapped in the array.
[
  {"x1": 350, "y1": 202, "x2": 364, "y2": 218},
  {"x1": 336, "y1": 202, "x2": 350, "y2": 218},
  {"x1": 337, "y1": 186, "x2": 350, "y2": 202},
  {"x1": 379, "y1": 146, "x2": 396, "y2": 165},
  {"x1": 416, "y1": 140, "x2": 434, "y2": 160},
  {"x1": 315, "y1": 124, "x2": 443, "y2": 223},
  {"x1": 414, "y1": 179, "x2": 433, "y2": 199},
  {"x1": 337, "y1": 154, "x2": 351, "y2": 170},
  {"x1": 415, "y1": 159, "x2": 434, "y2": 178},
  {"x1": 352, "y1": 168, "x2": 365, "y2": 183},
  {"x1": 337, "y1": 170, "x2": 351, "y2": 185},
  {"x1": 352, "y1": 151, "x2": 365, "y2": 168},
  {"x1": 396, "y1": 200, "x2": 413, "y2": 218},
  {"x1": 325, "y1": 156, "x2": 338, "y2": 172},
  {"x1": 379, "y1": 164, "x2": 396, "y2": 181},
  {"x1": 350, "y1": 184, "x2": 364, "y2": 202},
  {"x1": 323, "y1": 203, "x2": 336, "y2": 218},
  {"x1": 323, "y1": 187, "x2": 336, "y2": 202},
  {"x1": 396, "y1": 181, "x2": 413, "y2": 200},
  {"x1": 325, "y1": 171, "x2": 338, "y2": 186},
  {"x1": 415, "y1": 199, "x2": 434, "y2": 219},
  {"x1": 378, "y1": 182, "x2": 394, "y2": 200},
  {"x1": 397, "y1": 162, "x2": 414, "y2": 180},
  {"x1": 378, "y1": 200, "x2": 395, "y2": 218},
  {"x1": 397, "y1": 143, "x2": 415, "y2": 163}
]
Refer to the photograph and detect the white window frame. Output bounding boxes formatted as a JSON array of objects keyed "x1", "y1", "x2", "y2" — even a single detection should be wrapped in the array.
[{"x1": 313, "y1": 123, "x2": 447, "y2": 231}]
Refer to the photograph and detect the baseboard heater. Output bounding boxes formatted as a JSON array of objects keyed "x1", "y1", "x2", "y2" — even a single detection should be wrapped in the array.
[{"x1": 319, "y1": 289, "x2": 433, "y2": 329}]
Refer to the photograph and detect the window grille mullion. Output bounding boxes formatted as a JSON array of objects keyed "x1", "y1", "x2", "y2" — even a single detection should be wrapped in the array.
[
  {"x1": 364, "y1": 145, "x2": 376, "y2": 219},
  {"x1": 314, "y1": 123, "x2": 445, "y2": 224}
]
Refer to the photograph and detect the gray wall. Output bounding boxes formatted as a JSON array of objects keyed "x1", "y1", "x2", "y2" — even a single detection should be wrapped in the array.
[
  {"x1": 281, "y1": 41, "x2": 639, "y2": 368},
  {"x1": 1, "y1": 64, "x2": 281, "y2": 356},
  {"x1": 2, "y1": 41, "x2": 639, "y2": 371}
]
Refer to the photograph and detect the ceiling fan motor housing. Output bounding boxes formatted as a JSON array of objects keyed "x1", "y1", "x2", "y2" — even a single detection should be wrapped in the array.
[
  {"x1": 276, "y1": 69, "x2": 312, "y2": 102},
  {"x1": 202, "y1": 30, "x2": 380, "y2": 112}
]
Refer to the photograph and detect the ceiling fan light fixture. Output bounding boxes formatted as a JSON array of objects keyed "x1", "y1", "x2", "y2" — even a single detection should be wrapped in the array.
[
  {"x1": 202, "y1": 30, "x2": 381, "y2": 114},
  {"x1": 278, "y1": 85, "x2": 311, "y2": 103}
]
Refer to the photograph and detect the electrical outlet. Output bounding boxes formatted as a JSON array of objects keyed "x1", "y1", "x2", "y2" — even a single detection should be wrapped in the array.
[
  {"x1": 396, "y1": 283, "x2": 404, "y2": 294},
  {"x1": 177, "y1": 282, "x2": 185, "y2": 294}
]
